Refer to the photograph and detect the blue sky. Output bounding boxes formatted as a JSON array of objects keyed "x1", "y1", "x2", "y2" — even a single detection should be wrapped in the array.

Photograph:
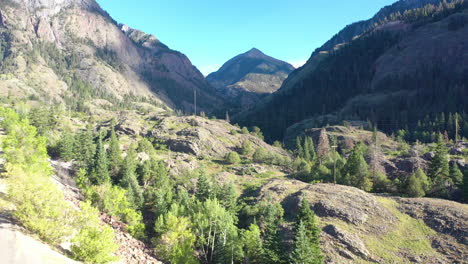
[{"x1": 97, "y1": 0, "x2": 396, "y2": 75}]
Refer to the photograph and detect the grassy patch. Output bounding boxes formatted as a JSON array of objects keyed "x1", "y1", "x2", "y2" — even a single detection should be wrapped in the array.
[{"x1": 364, "y1": 198, "x2": 438, "y2": 262}]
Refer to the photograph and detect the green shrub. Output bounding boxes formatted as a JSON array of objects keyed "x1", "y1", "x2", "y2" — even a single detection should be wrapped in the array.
[
  {"x1": 6, "y1": 165, "x2": 74, "y2": 244},
  {"x1": 72, "y1": 202, "x2": 119, "y2": 264},
  {"x1": 240, "y1": 140, "x2": 254, "y2": 156},
  {"x1": 241, "y1": 127, "x2": 249, "y2": 134},
  {"x1": 253, "y1": 148, "x2": 268, "y2": 163},
  {"x1": 90, "y1": 184, "x2": 146, "y2": 239},
  {"x1": 225, "y1": 151, "x2": 241, "y2": 164}
]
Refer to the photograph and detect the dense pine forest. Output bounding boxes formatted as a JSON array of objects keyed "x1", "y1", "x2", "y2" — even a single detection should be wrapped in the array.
[{"x1": 238, "y1": 0, "x2": 468, "y2": 142}]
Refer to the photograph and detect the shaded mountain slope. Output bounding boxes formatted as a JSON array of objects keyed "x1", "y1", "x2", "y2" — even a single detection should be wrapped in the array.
[{"x1": 237, "y1": 1, "x2": 468, "y2": 141}]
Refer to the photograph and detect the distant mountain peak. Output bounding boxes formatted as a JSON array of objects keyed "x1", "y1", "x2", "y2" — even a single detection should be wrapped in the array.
[{"x1": 245, "y1": 48, "x2": 264, "y2": 57}]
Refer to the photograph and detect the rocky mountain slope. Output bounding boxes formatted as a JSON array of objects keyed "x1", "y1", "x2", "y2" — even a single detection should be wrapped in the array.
[
  {"x1": 237, "y1": 0, "x2": 468, "y2": 141},
  {"x1": 0, "y1": 0, "x2": 225, "y2": 113},
  {"x1": 258, "y1": 179, "x2": 468, "y2": 264},
  {"x1": 206, "y1": 48, "x2": 294, "y2": 109}
]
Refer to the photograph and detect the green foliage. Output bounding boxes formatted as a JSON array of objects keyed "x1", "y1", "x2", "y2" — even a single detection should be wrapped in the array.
[
  {"x1": 290, "y1": 221, "x2": 321, "y2": 264},
  {"x1": 6, "y1": 165, "x2": 74, "y2": 243},
  {"x1": 57, "y1": 130, "x2": 76, "y2": 161},
  {"x1": 95, "y1": 47, "x2": 124, "y2": 71},
  {"x1": 196, "y1": 171, "x2": 212, "y2": 202},
  {"x1": 0, "y1": 107, "x2": 118, "y2": 263},
  {"x1": 428, "y1": 135, "x2": 449, "y2": 182},
  {"x1": 251, "y1": 126, "x2": 264, "y2": 140},
  {"x1": 74, "y1": 127, "x2": 96, "y2": 168},
  {"x1": 291, "y1": 199, "x2": 323, "y2": 264},
  {"x1": 153, "y1": 207, "x2": 198, "y2": 264},
  {"x1": 253, "y1": 147, "x2": 268, "y2": 163},
  {"x1": 240, "y1": 140, "x2": 254, "y2": 156},
  {"x1": 192, "y1": 199, "x2": 242, "y2": 264},
  {"x1": 225, "y1": 151, "x2": 241, "y2": 164},
  {"x1": 120, "y1": 146, "x2": 143, "y2": 208},
  {"x1": 107, "y1": 128, "x2": 122, "y2": 181},
  {"x1": 449, "y1": 163, "x2": 463, "y2": 186},
  {"x1": 341, "y1": 143, "x2": 373, "y2": 191},
  {"x1": 242, "y1": 223, "x2": 264, "y2": 264},
  {"x1": 406, "y1": 173, "x2": 425, "y2": 198},
  {"x1": 462, "y1": 169, "x2": 468, "y2": 202},
  {"x1": 71, "y1": 202, "x2": 119, "y2": 264},
  {"x1": 241, "y1": 127, "x2": 249, "y2": 134},
  {"x1": 89, "y1": 132, "x2": 111, "y2": 185},
  {"x1": 90, "y1": 184, "x2": 145, "y2": 239}
]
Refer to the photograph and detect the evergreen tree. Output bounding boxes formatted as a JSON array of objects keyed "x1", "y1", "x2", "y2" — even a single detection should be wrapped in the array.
[
  {"x1": 296, "y1": 136, "x2": 304, "y2": 159},
  {"x1": 342, "y1": 143, "x2": 372, "y2": 191},
  {"x1": 406, "y1": 173, "x2": 425, "y2": 197},
  {"x1": 57, "y1": 130, "x2": 75, "y2": 161},
  {"x1": 90, "y1": 132, "x2": 110, "y2": 185},
  {"x1": 414, "y1": 168, "x2": 431, "y2": 193},
  {"x1": 290, "y1": 221, "x2": 319, "y2": 264},
  {"x1": 107, "y1": 128, "x2": 122, "y2": 182},
  {"x1": 196, "y1": 171, "x2": 212, "y2": 202},
  {"x1": 449, "y1": 163, "x2": 463, "y2": 186},
  {"x1": 317, "y1": 128, "x2": 330, "y2": 164},
  {"x1": 305, "y1": 136, "x2": 316, "y2": 161},
  {"x1": 428, "y1": 134, "x2": 449, "y2": 182},
  {"x1": 292, "y1": 199, "x2": 322, "y2": 264},
  {"x1": 462, "y1": 169, "x2": 468, "y2": 202},
  {"x1": 74, "y1": 126, "x2": 96, "y2": 168},
  {"x1": 242, "y1": 223, "x2": 264, "y2": 264},
  {"x1": 120, "y1": 145, "x2": 143, "y2": 208},
  {"x1": 303, "y1": 137, "x2": 311, "y2": 162}
]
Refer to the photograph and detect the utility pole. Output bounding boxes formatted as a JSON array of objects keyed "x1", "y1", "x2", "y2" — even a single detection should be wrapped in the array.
[
  {"x1": 455, "y1": 113, "x2": 459, "y2": 145},
  {"x1": 194, "y1": 89, "x2": 197, "y2": 116},
  {"x1": 332, "y1": 145, "x2": 337, "y2": 184}
]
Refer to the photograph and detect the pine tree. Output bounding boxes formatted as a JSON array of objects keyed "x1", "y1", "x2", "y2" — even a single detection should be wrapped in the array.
[
  {"x1": 107, "y1": 128, "x2": 122, "y2": 182},
  {"x1": 462, "y1": 169, "x2": 468, "y2": 202},
  {"x1": 290, "y1": 221, "x2": 318, "y2": 264},
  {"x1": 449, "y1": 163, "x2": 463, "y2": 187},
  {"x1": 303, "y1": 137, "x2": 311, "y2": 162},
  {"x1": 414, "y1": 168, "x2": 431, "y2": 193},
  {"x1": 58, "y1": 130, "x2": 75, "y2": 161},
  {"x1": 317, "y1": 128, "x2": 330, "y2": 164},
  {"x1": 242, "y1": 223, "x2": 264, "y2": 264},
  {"x1": 120, "y1": 145, "x2": 143, "y2": 208},
  {"x1": 196, "y1": 171, "x2": 211, "y2": 202},
  {"x1": 293, "y1": 199, "x2": 322, "y2": 264},
  {"x1": 406, "y1": 173, "x2": 425, "y2": 197},
  {"x1": 296, "y1": 136, "x2": 304, "y2": 159},
  {"x1": 90, "y1": 132, "x2": 110, "y2": 185},
  {"x1": 75, "y1": 127, "x2": 96, "y2": 168},
  {"x1": 428, "y1": 134, "x2": 449, "y2": 182},
  {"x1": 305, "y1": 137, "x2": 316, "y2": 161},
  {"x1": 342, "y1": 143, "x2": 372, "y2": 191}
]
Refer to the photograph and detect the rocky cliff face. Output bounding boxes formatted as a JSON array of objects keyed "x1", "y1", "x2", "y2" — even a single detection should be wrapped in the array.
[
  {"x1": 0, "y1": 0, "x2": 225, "y2": 113},
  {"x1": 207, "y1": 48, "x2": 294, "y2": 109}
]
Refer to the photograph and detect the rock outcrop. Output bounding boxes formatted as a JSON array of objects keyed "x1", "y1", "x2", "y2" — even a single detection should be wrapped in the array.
[{"x1": 257, "y1": 179, "x2": 468, "y2": 263}]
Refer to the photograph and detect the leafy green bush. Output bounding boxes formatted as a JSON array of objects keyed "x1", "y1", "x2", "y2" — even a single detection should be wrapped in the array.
[
  {"x1": 253, "y1": 148, "x2": 268, "y2": 163},
  {"x1": 72, "y1": 202, "x2": 119, "y2": 264},
  {"x1": 90, "y1": 184, "x2": 146, "y2": 239},
  {"x1": 6, "y1": 165, "x2": 74, "y2": 243},
  {"x1": 225, "y1": 151, "x2": 241, "y2": 164}
]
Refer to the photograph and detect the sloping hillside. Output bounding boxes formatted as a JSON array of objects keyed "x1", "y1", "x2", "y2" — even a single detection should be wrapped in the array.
[
  {"x1": 257, "y1": 179, "x2": 468, "y2": 263},
  {"x1": 0, "y1": 0, "x2": 225, "y2": 113},
  {"x1": 238, "y1": 0, "x2": 468, "y2": 141}
]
